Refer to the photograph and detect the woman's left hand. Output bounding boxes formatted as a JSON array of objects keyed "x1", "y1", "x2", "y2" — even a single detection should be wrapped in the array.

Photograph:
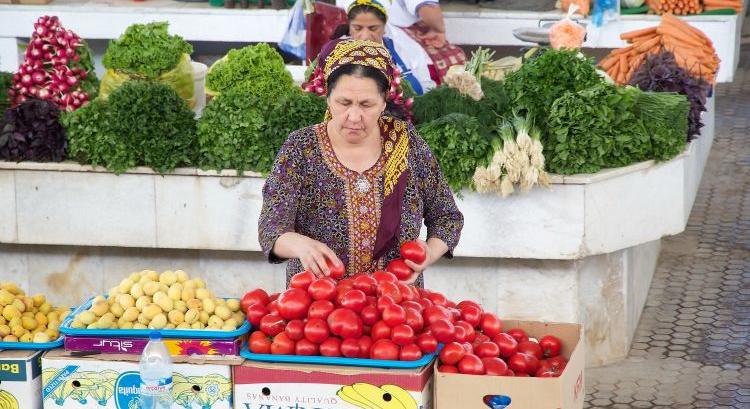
[{"x1": 403, "y1": 240, "x2": 432, "y2": 284}]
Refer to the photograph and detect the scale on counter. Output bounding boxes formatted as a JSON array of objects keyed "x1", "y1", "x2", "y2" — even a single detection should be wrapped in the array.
[{"x1": 512, "y1": 19, "x2": 589, "y2": 46}]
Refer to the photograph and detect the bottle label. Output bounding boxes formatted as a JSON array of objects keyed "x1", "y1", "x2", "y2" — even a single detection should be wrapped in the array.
[{"x1": 140, "y1": 377, "x2": 173, "y2": 396}]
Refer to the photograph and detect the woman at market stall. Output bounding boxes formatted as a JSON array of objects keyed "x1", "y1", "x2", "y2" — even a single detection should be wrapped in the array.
[
  {"x1": 329, "y1": 0, "x2": 437, "y2": 94},
  {"x1": 259, "y1": 39, "x2": 463, "y2": 287}
]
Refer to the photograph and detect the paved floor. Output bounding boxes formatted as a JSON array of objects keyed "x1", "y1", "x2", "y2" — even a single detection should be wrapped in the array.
[{"x1": 583, "y1": 42, "x2": 750, "y2": 409}]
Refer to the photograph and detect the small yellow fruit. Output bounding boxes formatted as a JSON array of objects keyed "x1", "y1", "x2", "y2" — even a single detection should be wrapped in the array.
[
  {"x1": 97, "y1": 315, "x2": 114, "y2": 329},
  {"x1": 0, "y1": 289, "x2": 14, "y2": 306},
  {"x1": 1, "y1": 282, "x2": 21, "y2": 295},
  {"x1": 3, "y1": 334, "x2": 18, "y2": 342},
  {"x1": 174, "y1": 300, "x2": 187, "y2": 313},
  {"x1": 227, "y1": 299, "x2": 241, "y2": 312},
  {"x1": 168, "y1": 310, "x2": 184, "y2": 325},
  {"x1": 21, "y1": 316, "x2": 38, "y2": 331},
  {"x1": 191, "y1": 322, "x2": 205, "y2": 330},
  {"x1": 119, "y1": 322, "x2": 134, "y2": 330},
  {"x1": 167, "y1": 284, "x2": 183, "y2": 302},
  {"x1": 196, "y1": 288, "x2": 211, "y2": 300},
  {"x1": 58, "y1": 310, "x2": 71, "y2": 322},
  {"x1": 207, "y1": 316, "x2": 224, "y2": 329},
  {"x1": 108, "y1": 287, "x2": 120, "y2": 299},
  {"x1": 122, "y1": 307, "x2": 139, "y2": 323},
  {"x1": 8, "y1": 317, "x2": 21, "y2": 329},
  {"x1": 34, "y1": 312, "x2": 48, "y2": 327},
  {"x1": 119, "y1": 278, "x2": 135, "y2": 294},
  {"x1": 159, "y1": 271, "x2": 177, "y2": 286},
  {"x1": 149, "y1": 313, "x2": 167, "y2": 329},
  {"x1": 0, "y1": 316, "x2": 6, "y2": 325},
  {"x1": 130, "y1": 283, "x2": 145, "y2": 299},
  {"x1": 71, "y1": 319, "x2": 84, "y2": 329},
  {"x1": 215, "y1": 305, "x2": 232, "y2": 321},
  {"x1": 165, "y1": 323, "x2": 176, "y2": 329},
  {"x1": 223, "y1": 318, "x2": 238, "y2": 329},
  {"x1": 177, "y1": 322, "x2": 191, "y2": 329},
  {"x1": 175, "y1": 270, "x2": 189, "y2": 283},
  {"x1": 135, "y1": 296, "x2": 152, "y2": 311},
  {"x1": 145, "y1": 270, "x2": 159, "y2": 282},
  {"x1": 186, "y1": 298, "x2": 203, "y2": 312},
  {"x1": 11, "y1": 299, "x2": 25, "y2": 314},
  {"x1": 0, "y1": 325, "x2": 10, "y2": 337},
  {"x1": 184, "y1": 309, "x2": 199, "y2": 324},
  {"x1": 143, "y1": 281, "x2": 160, "y2": 297},
  {"x1": 45, "y1": 328, "x2": 59, "y2": 340},
  {"x1": 143, "y1": 304, "x2": 163, "y2": 321},
  {"x1": 93, "y1": 295, "x2": 106, "y2": 303},
  {"x1": 19, "y1": 333, "x2": 33, "y2": 343},
  {"x1": 78, "y1": 311, "x2": 96, "y2": 325},
  {"x1": 199, "y1": 311, "x2": 210, "y2": 325},
  {"x1": 183, "y1": 280, "x2": 197, "y2": 290},
  {"x1": 22, "y1": 297, "x2": 34, "y2": 312},
  {"x1": 202, "y1": 298, "x2": 216, "y2": 315},
  {"x1": 232, "y1": 312, "x2": 245, "y2": 325},
  {"x1": 12, "y1": 326, "x2": 27, "y2": 338},
  {"x1": 2, "y1": 305, "x2": 20, "y2": 321},
  {"x1": 47, "y1": 320, "x2": 60, "y2": 332},
  {"x1": 39, "y1": 303, "x2": 52, "y2": 315},
  {"x1": 181, "y1": 288, "x2": 195, "y2": 302},
  {"x1": 118, "y1": 294, "x2": 136, "y2": 309},
  {"x1": 32, "y1": 294, "x2": 46, "y2": 307},
  {"x1": 156, "y1": 297, "x2": 174, "y2": 313},
  {"x1": 138, "y1": 313, "x2": 150, "y2": 326},
  {"x1": 193, "y1": 278, "x2": 206, "y2": 289},
  {"x1": 133, "y1": 323, "x2": 148, "y2": 330},
  {"x1": 90, "y1": 300, "x2": 109, "y2": 317},
  {"x1": 32, "y1": 331, "x2": 51, "y2": 343},
  {"x1": 110, "y1": 303, "x2": 125, "y2": 319}
]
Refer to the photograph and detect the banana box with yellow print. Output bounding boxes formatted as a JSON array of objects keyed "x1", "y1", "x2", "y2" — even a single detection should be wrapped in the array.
[
  {"x1": 0, "y1": 349, "x2": 44, "y2": 409},
  {"x1": 42, "y1": 348, "x2": 241, "y2": 409},
  {"x1": 233, "y1": 361, "x2": 433, "y2": 409}
]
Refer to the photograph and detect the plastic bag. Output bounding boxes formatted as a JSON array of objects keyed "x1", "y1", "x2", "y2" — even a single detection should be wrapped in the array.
[
  {"x1": 560, "y1": 0, "x2": 591, "y2": 16},
  {"x1": 592, "y1": 0, "x2": 620, "y2": 27},
  {"x1": 99, "y1": 53, "x2": 196, "y2": 108},
  {"x1": 549, "y1": 5, "x2": 587, "y2": 49},
  {"x1": 279, "y1": 0, "x2": 308, "y2": 60}
]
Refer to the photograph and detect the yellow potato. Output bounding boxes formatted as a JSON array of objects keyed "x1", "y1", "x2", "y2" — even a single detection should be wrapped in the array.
[
  {"x1": 202, "y1": 298, "x2": 216, "y2": 315},
  {"x1": 177, "y1": 322, "x2": 191, "y2": 330},
  {"x1": 207, "y1": 316, "x2": 224, "y2": 329},
  {"x1": 46, "y1": 311, "x2": 59, "y2": 324},
  {"x1": 181, "y1": 288, "x2": 195, "y2": 302},
  {"x1": 3, "y1": 334, "x2": 18, "y2": 342},
  {"x1": 191, "y1": 322, "x2": 205, "y2": 330},
  {"x1": 130, "y1": 283, "x2": 145, "y2": 299},
  {"x1": 149, "y1": 313, "x2": 167, "y2": 329},
  {"x1": 118, "y1": 294, "x2": 136, "y2": 309},
  {"x1": 1, "y1": 282, "x2": 21, "y2": 295},
  {"x1": 119, "y1": 278, "x2": 135, "y2": 294},
  {"x1": 12, "y1": 325, "x2": 27, "y2": 338},
  {"x1": 167, "y1": 310, "x2": 184, "y2": 325},
  {"x1": 39, "y1": 303, "x2": 52, "y2": 315},
  {"x1": 175, "y1": 270, "x2": 189, "y2": 283},
  {"x1": 0, "y1": 324, "x2": 10, "y2": 337},
  {"x1": 32, "y1": 294, "x2": 46, "y2": 307},
  {"x1": 0, "y1": 316, "x2": 6, "y2": 326},
  {"x1": 143, "y1": 281, "x2": 160, "y2": 297},
  {"x1": 8, "y1": 317, "x2": 21, "y2": 329},
  {"x1": 21, "y1": 311, "x2": 33, "y2": 319},
  {"x1": 159, "y1": 271, "x2": 177, "y2": 286},
  {"x1": 119, "y1": 322, "x2": 134, "y2": 330},
  {"x1": 193, "y1": 278, "x2": 206, "y2": 289},
  {"x1": 97, "y1": 315, "x2": 114, "y2": 329},
  {"x1": 133, "y1": 323, "x2": 148, "y2": 330},
  {"x1": 47, "y1": 320, "x2": 60, "y2": 332},
  {"x1": 223, "y1": 318, "x2": 238, "y2": 329},
  {"x1": 183, "y1": 280, "x2": 197, "y2": 291},
  {"x1": 227, "y1": 299, "x2": 241, "y2": 312},
  {"x1": 155, "y1": 296, "x2": 174, "y2": 313},
  {"x1": 110, "y1": 303, "x2": 125, "y2": 319},
  {"x1": 0, "y1": 289, "x2": 14, "y2": 306},
  {"x1": 184, "y1": 309, "x2": 199, "y2": 324},
  {"x1": 167, "y1": 284, "x2": 183, "y2": 302},
  {"x1": 70, "y1": 319, "x2": 84, "y2": 329},
  {"x1": 215, "y1": 298, "x2": 227, "y2": 307},
  {"x1": 145, "y1": 270, "x2": 159, "y2": 282},
  {"x1": 215, "y1": 305, "x2": 232, "y2": 321},
  {"x1": 122, "y1": 307, "x2": 139, "y2": 322},
  {"x1": 78, "y1": 310, "x2": 96, "y2": 325},
  {"x1": 19, "y1": 333, "x2": 33, "y2": 343},
  {"x1": 199, "y1": 311, "x2": 210, "y2": 325},
  {"x1": 232, "y1": 312, "x2": 245, "y2": 325},
  {"x1": 174, "y1": 300, "x2": 187, "y2": 313},
  {"x1": 137, "y1": 313, "x2": 150, "y2": 326},
  {"x1": 135, "y1": 296, "x2": 152, "y2": 311},
  {"x1": 90, "y1": 300, "x2": 109, "y2": 317},
  {"x1": 21, "y1": 316, "x2": 38, "y2": 331},
  {"x1": 45, "y1": 328, "x2": 58, "y2": 340},
  {"x1": 101, "y1": 312, "x2": 115, "y2": 322},
  {"x1": 33, "y1": 332, "x2": 51, "y2": 343},
  {"x1": 34, "y1": 312, "x2": 48, "y2": 327},
  {"x1": 1, "y1": 305, "x2": 19, "y2": 321},
  {"x1": 195, "y1": 288, "x2": 211, "y2": 300},
  {"x1": 186, "y1": 298, "x2": 203, "y2": 312}
]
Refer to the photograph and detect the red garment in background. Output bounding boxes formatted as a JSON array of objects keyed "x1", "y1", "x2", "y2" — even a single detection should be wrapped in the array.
[
  {"x1": 401, "y1": 21, "x2": 467, "y2": 83},
  {"x1": 305, "y1": 2, "x2": 348, "y2": 63}
]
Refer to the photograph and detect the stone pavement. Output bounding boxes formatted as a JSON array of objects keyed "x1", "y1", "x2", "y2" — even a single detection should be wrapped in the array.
[{"x1": 583, "y1": 41, "x2": 750, "y2": 409}]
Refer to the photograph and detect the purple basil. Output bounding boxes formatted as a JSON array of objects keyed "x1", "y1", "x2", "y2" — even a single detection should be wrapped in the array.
[
  {"x1": 0, "y1": 98, "x2": 67, "y2": 162},
  {"x1": 628, "y1": 51, "x2": 710, "y2": 142}
]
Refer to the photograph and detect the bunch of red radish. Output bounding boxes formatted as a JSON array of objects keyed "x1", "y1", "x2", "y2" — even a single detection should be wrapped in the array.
[
  {"x1": 9, "y1": 16, "x2": 90, "y2": 111},
  {"x1": 437, "y1": 327, "x2": 567, "y2": 377}
]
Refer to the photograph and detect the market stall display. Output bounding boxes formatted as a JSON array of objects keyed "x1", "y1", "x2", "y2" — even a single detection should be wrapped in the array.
[{"x1": 0, "y1": 281, "x2": 70, "y2": 347}]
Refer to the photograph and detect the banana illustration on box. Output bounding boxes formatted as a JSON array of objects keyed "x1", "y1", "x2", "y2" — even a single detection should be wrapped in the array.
[
  {"x1": 173, "y1": 373, "x2": 232, "y2": 409},
  {"x1": 42, "y1": 369, "x2": 119, "y2": 406},
  {"x1": 337, "y1": 383, "x2": 418, "y2": 409},
  {"x1": 0, "y1": 389, "x2": 20, "y2": 409}
]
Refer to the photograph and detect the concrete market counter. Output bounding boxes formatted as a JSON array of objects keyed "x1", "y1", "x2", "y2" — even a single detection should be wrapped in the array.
[{"x1": 0, "y1": 98, "x2": 714, "y2": 366}]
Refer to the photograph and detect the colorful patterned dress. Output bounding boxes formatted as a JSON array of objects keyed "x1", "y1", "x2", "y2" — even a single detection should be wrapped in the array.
[{"x1": 258, "y1": 117, "x2": 463, "y2": 285}]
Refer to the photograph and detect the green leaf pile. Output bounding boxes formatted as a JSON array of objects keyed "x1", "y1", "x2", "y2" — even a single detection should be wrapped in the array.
[
  {"x1": 206, "y1": 44, "x2": 294, "y2": 104},
  {"x1": 412, "y1": 78, "x2": 509, "y2": 130},
  {"x1": 103, "y1": 22, "x2": 193, "y2": 78},
  {"x1": 0, "y1": 72, "x2": 11, "y2": 113}
]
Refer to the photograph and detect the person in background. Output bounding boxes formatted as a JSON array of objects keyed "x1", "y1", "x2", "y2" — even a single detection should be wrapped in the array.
[
  {"x1": 387, "y1": 0, "x2": 467, "y2": 83},
  {"x1": 326, "y1": 0, "x2": 436, "y2": 95}
]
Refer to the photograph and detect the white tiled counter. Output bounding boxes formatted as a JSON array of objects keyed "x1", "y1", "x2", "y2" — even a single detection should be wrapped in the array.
[{"x1": 0, "y1": 98, "x2": 715, "y2": 366}]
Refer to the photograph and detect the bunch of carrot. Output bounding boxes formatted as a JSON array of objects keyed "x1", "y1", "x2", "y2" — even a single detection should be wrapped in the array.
[
  {"x1": 702, "y1": 0, "x2": 743, "y2": 12},
  {"x1": 598, "y1": 14, "x2": 719, "y2": 85},
  {"x1": 646, "y1": 0, "x2": 703, "y2": 15}
]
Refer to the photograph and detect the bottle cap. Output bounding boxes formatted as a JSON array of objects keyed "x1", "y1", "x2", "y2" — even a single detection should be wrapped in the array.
[{"x1": 149, "y1": 330, "x2": 162, "y2": 341}]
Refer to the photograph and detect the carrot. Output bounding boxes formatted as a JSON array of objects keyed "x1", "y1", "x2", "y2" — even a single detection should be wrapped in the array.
[
  {"x1": 657, "y1": 26, "x2": 705, "y2": 47},
  {"x1": 620, "y1": 27, "x2": 658, "y2": 41},
  {"x1": 610, "y1": 45, "x2": 635, "y2": 56},
  {"x1": 628, "y1": 33, "x2": 660, "y2": 44},
  {"x1": 635, "y1": 36, "x2": 662, "y2": 52},
  {"x1": 619, "y1": 54, "x2": 628, "y2": 73},
  {"x1": 702, "y1": 0, "x2": 739, "y2": 6},
  {"x1": 599, "y1": 56, "x2": 618, "y2": 70}
]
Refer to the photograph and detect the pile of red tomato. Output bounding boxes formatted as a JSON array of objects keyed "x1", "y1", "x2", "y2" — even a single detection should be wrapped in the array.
[
  {"x1": 436, "y1": 327, "x2": 567, "y2": 377},
  {"x1": 240, "y1": 241, "x2": 568, "y2": 376}
]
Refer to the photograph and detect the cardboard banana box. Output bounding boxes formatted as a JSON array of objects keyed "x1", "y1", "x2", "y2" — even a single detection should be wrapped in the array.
[
  {"x1": 0, "y1": 350, "x2": 44, "y2": 409},
  {"x1": 234, "y1": 360, "x2": 434, "y2": 409},
  {"x1": 42, "y1": 349, "x2": 241, "y2": 409}
]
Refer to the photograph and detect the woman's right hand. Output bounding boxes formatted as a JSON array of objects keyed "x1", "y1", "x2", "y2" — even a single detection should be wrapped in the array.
[{"x1": 276, "y1": 233, "x2": 343, "y2": 278}]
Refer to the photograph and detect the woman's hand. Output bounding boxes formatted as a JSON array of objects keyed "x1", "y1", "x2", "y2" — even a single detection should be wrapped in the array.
[
  {"x1": 274, "y1": 233, "x2": 343, "y2": 278},
  {"x1": 402, "y1": 238, "x2": 448, "y2": 284},
  {"x1": 417, "y1": 31, "x2": 446, "y2": 48}
]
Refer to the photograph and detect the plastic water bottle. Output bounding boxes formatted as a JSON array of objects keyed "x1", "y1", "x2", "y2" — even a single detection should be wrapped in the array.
[{"x1": 139, "y1": 331, "x2": 173, "y2": 409}]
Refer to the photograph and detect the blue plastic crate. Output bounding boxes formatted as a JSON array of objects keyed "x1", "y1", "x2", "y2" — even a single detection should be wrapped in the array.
[{"x1": 0, "y1": 334, "x2": 64, "y2": 350}]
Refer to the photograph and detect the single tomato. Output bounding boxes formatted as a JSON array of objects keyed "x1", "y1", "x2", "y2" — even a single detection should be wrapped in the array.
[
  {"x1": 455, "y1": 321, "x2": 476, "y2": 343},
  {"x1": 249, "y1": 330, "x2": 271, "y2": 354},
  {"x1": 277, "y1": 288, "x2": 311, "y2": 321},
  {"x1": 372, "y1": 270, "x2": 398, "y2": 284},
  {"x1": 358, "y1": 335, "x2": 373, "y2": 358},
  {"x1": 382, "y1": 304, "x2": 407, "y2": 327},
  {"x1": 397, "y1": 283, "x2": 417, "y2": 302},
  {"x1": 319, "y1": 337, "x2": 342, "y2": 357},
  {"x1": 352, "y1": 275, "x2": 378, "y2": 295},
  {"x1": 284, "y1": 319, "x2": 305, "y2": 341},
  {"x1": 426, "y1": 292, "x2": 448, "y2": 306},
  {"x1": 458, "y1": 354, "x2": 485, "y2": 375},
  {"x1": 370, "y1": 339, "x2": 400, "y2": 360},
  {"x1": 370, "y1": 320, "x2": 392, "y2": 341},
  {"x1": 270, "y1": 332, "x2": 295, "y2": 355},
  {"x1": 431, "y1": 318, "x2": 456, "y2": 343},
  {"x1": 303, "y1": 318, "x2": 330, "y2": 344},
  {"x1": 508, "y1": 352, "x2": 540, "y2": 375},
  {"x1": 340, "y1": 338, "x2": 361, "y2": 358},
  {"x1": 539, "y1": 335, "x2": 563, "y2": 358},
  {"x1": 453, "y1": 324, "x2": 468, "y2": 343},
  {"x1": 386, "y1": 258, "x2": 414, "y2": 281},
  {"x1": 405, "y1": 308, "x2": 425, "y2": 332},
  {"x1": 423, "y1": 305, "x2": 450, "y2": 326},
  {"x1": 481, "y1": 357, "x2": 508, "y2": 376},
  {"x1": 459, "y1": 304, "x2": 483, "y2": 328},
  {"x1": 326, "y1": 258, "x2": 345, "y2": 280},
  {"x1": 377, "y1": 295, "x2": 395, "y2": 313},
  {"x1": 507, "y1": 328, "x2": 529, "y2": 344},
  {"x1": 339, "y1": 289, "x2": 367, "y2": 313},
  {"x1": 266, "y1": 300, "x2": 280, "y2": 316},
  {"x1": 377, "y1": 282, "x2": 403, "y2": 304},
  {"x1": 416, "y1": 333, "x2": 438, "y2": 354},
  {"x1": 307, "y1": 300, "x2": 335, "y2": 320},
  {"x1": 308, "y1": 278, "x2": 337, "y2": 301},
  {"x1": 245, "y1": 303, "x2": 268, "y2": 327},
  {"x1": 457, "y1": 300, "x2": 481, "y2": 311},
  {"x1": 360, "y1": 305, "x2": 381, "y2": 326},
  {"x1": 259, "y1": 314, "x2": 285, "y2": 337},
  {"x1": 295, "y1": 338, "x2": 319, "y2": 356},
  {"x1": 438, "y1": 365, "x2": 459, "y2": 374},
  {"x1": 289, "y1": 270, "x2": 316, "y2": 291},
  {"x1": 547, "y1": 356, "x2": 568, "y2": 371},
  {"x1": 475, "y1": 341, "x2": 501, "y2": 358},
  {"x1": 400, "y1": 240, "x2": 427, "y2": 264},
  {"x1": 492, "y1": 333, "x2": 519, "y2": 359},
  {"x1": 391, "y1": 324, "x2": 415, "y2": 346},
  {"x1": 517, "y1": 340, "x2": 543, "y2": 360},
  {"x1": 327, "y1": 308, "x2": 363, "y2": 339},
  {"x1": 401, "y1": 301, "x2": 423, "y2": 313},
  {"x1": 480, "y1": 313, "x2": 503, "y2": 337},
  {"x1": 241, "y1": 289, "x2": 270, "y2": 311},
  {"x1": 439, "y1": 342, "x2": 466, "y2": 365},
  {"x1": 399, "y1": 343, "x2": 423, "y2": 361}
]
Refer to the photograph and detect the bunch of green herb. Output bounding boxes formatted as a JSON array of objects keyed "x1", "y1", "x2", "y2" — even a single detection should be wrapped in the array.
[
  {"x1": 417, "y1": 113, "x2": 495, "y2": 193},
  {"x1": 465, "y1": 47, "x2": 496, "y2": 80},
  {"x1": 0, "y1": 72, "x2": 11, "y2": 113},
  {"x1": 75, "y1": 41, "x2": 100, "y2": 99},
  {"x1": 63, "y1": 81, "x2": 197, "y2": 174},
  {"x1": 103, "y1": 22, "x2": 193, "y2": 78},
  {"x1": 197, "y1": 88, "x2": 268, "y2": 174},
  {"x1": 206, "y1": 43, "x2": 294, "y2": 104},
  {"x1": 632, "y1": 91, "x2": 689, "y2": 161},
  {"x1": 546, "y1": 84, "x2": 650, "y2": 174},
  {"x1": 412, "y1": 78, "x2": 508, "y2": 131},
  {"x1": 256, "y1": 90, "x2": 327, "y2": 174},
  {"x1": 503, "y1": 48, "x2": 602, "y2": 135}
]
